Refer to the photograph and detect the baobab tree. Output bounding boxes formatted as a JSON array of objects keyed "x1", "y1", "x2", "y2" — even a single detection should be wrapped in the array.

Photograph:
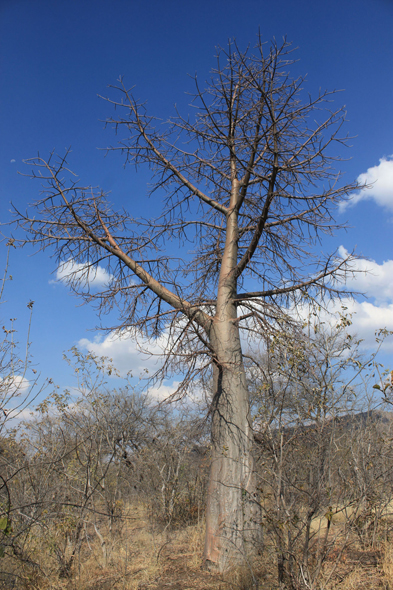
[{"x1": 13, "y1": 37, "x2": 358, "y2": 572}]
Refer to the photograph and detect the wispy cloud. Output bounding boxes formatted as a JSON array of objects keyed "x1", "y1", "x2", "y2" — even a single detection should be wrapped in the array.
[
  {"x1": 51, "y1": 259, "x2": 113, "y2": 288},
  {"x1": 323, "y1": 298, "x2": 393, "y2": 351},
  {"x1": 78, "y1": 245, "x2": 393, "y2": 388},
  {"x1": 339, "y1": 246, "x2": 393, "y2": 303},
  {"x1": 340, "y1": 155, "x2": 393, "y2": 212},
  {"x1": 79, "y1": 330, "x2": 185, "y2": 401},
  {"x1": 78, "y1": 329, "x2": 168, "y2": 378},
  {"x1": 1, "y1": 375, "x2": 30, "y2": 396},
  {"x1": 298, "y1": 247, "x2": 393, "y2": 351},
  {"x1": 147, "y1": 381, "x2": 182, "y2": 401},
  {"x1": 0, "y1": 376, "x2": 32, "y2": 428}
]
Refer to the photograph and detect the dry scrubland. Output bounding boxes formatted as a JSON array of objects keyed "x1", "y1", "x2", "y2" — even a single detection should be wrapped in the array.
[
  {"x1": 1, "y1": 314, "x2": 393, "y2": 590},
  {"x1": 1, "y1": 497, "x2": 393, "y2": 590},
  {"x1": 2, "y1": 382, "x2": 393, "y2": 590}
]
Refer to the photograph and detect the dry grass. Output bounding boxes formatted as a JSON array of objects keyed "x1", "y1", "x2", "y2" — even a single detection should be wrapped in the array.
[
  {"x1": 382, "y1": 542, "x2": 393, "y2": 588},
  {"x1": 58, "y1": 503, "x2": 206, "y2": 590},
  {"x1": 3, "y1": 502, "x2": 393, "y2": 590},
  {"x1": 1, "y1": 502, "x2": 219, "y2": 590}
]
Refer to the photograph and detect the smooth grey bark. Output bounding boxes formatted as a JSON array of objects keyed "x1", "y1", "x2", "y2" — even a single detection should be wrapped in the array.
[
  {"x1": 204, "y1": 196, "x2": 261, "y2": 570},
  {"x1": 204, "y1": 317, "x2": 262, "y2": 571}
]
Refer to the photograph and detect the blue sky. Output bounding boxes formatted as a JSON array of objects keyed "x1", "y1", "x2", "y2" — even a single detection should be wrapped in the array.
[{"x1": 1, "y1": 0, "x2": 392, "y2": 401}]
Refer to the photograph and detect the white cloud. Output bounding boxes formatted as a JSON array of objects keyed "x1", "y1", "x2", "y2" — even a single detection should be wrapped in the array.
[
  {"x1": 78, "y1": 329, "x2": 168, "y2": 377},
  {"x1": 10, "y1": 159, "x2": 15, "y2": 163},
  {"x1": 14, "y1": 407, "x2": 33, "y2": 420},
  {"x1": 52, "y1": 259, "x2": 113, "y2": 288},
  {"x1": 289, "y1": 297, "x2": 393, "y2": 353},
  {"x1": 1, "y1": 376, "x2": 32, "y2": 428},
  {"x1": 327, "y1": 298, "x2": 393, "y2": 352},
  {"x1": 147, "y1": 381, "x2": 181, "y2": 401},
  {"x1": 340, "y1": 155, "x2": 393, "y2": 212},
  {"x1": 0, "y1": 375, "x2": 30, "y2": 397},
  {"x1": 333, "y1": 248, "x2": 393, "y2": 350},
  {"x1": 3, "y1": 407, "x2": 33, "y2": 427},
  {"x1": 339, "y1": 246, "x2": 393, "y2": 303},
  {"x1": 287, "y1": 247, "x2": 393, "y2": 353},
  {"x1": 78, "y1": 331, "x2": 187, "y2": 401}
]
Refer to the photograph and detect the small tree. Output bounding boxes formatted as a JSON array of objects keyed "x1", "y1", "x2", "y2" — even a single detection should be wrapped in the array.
[
  {"x1": 0, "y1": 242, "x2": 50, "y2": 574},
  {"x1": 0, "y1": 242, "x2": 40, "y2": 437},
  {"x1": 13, "y1": 36, "x2": 359, "y2": 571},
  {"x1": 251, "y1": 314, "x2": 393, "y2": 589}
]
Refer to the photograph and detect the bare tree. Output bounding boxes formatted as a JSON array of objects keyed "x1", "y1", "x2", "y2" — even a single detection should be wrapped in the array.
[
  {"x1": 12, "y1": 36, "x2": 359, "y2": 572},
  {"x1": 250, "y1": 313, "x2": 379, "y2": 589}
]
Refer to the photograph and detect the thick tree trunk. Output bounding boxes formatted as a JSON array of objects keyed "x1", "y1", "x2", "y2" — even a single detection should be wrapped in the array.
[{"x1": 203, "y1": 318, "x2": 262, "y2": 572}]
